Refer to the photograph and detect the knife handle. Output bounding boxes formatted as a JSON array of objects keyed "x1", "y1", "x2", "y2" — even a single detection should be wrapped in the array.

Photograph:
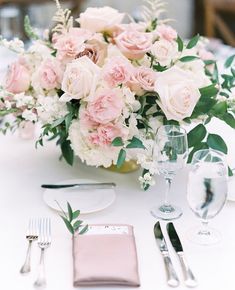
[
  {"x1": 163, "y1": 255, "x2": 180, "y2": 287},
  {"x1": 178, "y1": 253, "x2": 198, "y2": 288}
]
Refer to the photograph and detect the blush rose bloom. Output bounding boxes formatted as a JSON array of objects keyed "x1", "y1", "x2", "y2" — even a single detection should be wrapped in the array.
[
  {"x1": 38, "y1": 59, "x2": 63, "y2": 90},
  {"x1": 115, "y1": 30, "x2": 153, "y2": 60},
  {"x1": 129, "y1": 66, "x2": 156, "y2": 95},
  {"x1": 6, "y1": 61, "x2": 30, "y2": 94},
  {"x1": 77, "y1": 7, "x2": 124, "y2": 33},
  {"x1": 87, "y1": 88, "x2": 124, "y2": 124},
  {"x1": 154, "y1": 24, "x2": 177, "y2": 41},
  {"x1": 151, "y1": 39, "x2": 178, "y2": 66},
  {"x1": 154, "y1": 66, "x2": 201, "y2": 121},
  {"x1": 102, "y1": 56, "x2": 133, "y2": 87},
  {"x1": 54, "y1": 32, "x2": 86, "y2": 61},
  {"x1": 89, "y1": 123, "x2": 128, "y2": 147},
  {"x1": 61, "y1": 56, "x2": 100, "y2": 101}
]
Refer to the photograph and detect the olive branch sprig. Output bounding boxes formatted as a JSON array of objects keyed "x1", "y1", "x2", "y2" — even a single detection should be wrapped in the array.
[{"x1": 55, "y1": 200, "x2": 88, "y2": 235}]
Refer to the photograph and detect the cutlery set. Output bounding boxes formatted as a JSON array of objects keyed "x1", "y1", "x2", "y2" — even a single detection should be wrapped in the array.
[
  {"x1": 154, "y1": 222, "x2": 197, "y2": 288},
  {"x1": 20, "y1": 218, "x2": 51, "y2": 288}
]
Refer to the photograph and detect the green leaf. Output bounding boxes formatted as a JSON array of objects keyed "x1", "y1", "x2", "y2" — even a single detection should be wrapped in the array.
[
  {"x1": 204, "y1": 60, "x2": 215, "y2": 66},
  {"x1": 187, "y1": 124, "x2": 207, "y2": 148},
  {"x1": 224, "y1": 54, "x2": 235, "y2": 68},
  {"x1": 61, "y1": 140, "x2": 74, "y2": 166},
  {"x1": 179, "y1": 56, "x2": 199, "y2": 62},
  {"x1": 60, "y1": 216, "x2": 74, "y2": 235},
  {"x1": 73, "y1": 220, "x2": 83, "y2": 231},
  {"x1": 79, "y1": 224, "x2": 89, "y2": 235},
  {"x1": 65, "y1": 113, "x2": 73, "y2": 133},
  {"x1": 219, "y1": 113, "x2": 235, "y2": 129},
  {"x1": 24, "y1": 15, "x2": 39, "y2": 40},
  {"x1": 153, "y1": 63, "x2": 167, "y2": 72},
  {"x1": 51, "y1": 116, "x2": 65, "y2": 129},
  {"x1": 199, "y1": 84, "x2": 218, "y2": 98},
  {"x1": 126, "y1": 137, "x2": 145, "y2": 149},
  {"x1": 211, "y1": 101, "x2": 228, "y2": 116},
  {"x1": 207, "y1": 133, "x2": 228, "y2": 154},
  {"x1": 72, "y1": 210, "x2": 80, "y2": 219},
  {"x1": 176, "y1": 36, "x2": 184, "y2": 52},
  {"x1": 116, "y1": 149, "x2": 126, "y2": 169},
  {"x1": 111, "y1": 137, "x2": 124, "y2": 147},
  {"x1": 186, "y1": 34, "x2": 200, "y2": 49},
  {"x1": 67, "y1": 202, "x2": 73, "y2": 222},
  {"x1": 228, "y1": 166, "x2": 234, "y2": 177}
]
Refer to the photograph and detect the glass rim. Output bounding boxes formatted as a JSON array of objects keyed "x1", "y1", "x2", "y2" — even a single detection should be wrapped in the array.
[
  {"x1": 156, "y1": 125, "x2": 187, "y2": 138},
  {"x1": 192, "y1": 148, "x2": 226, "y2": 163}
]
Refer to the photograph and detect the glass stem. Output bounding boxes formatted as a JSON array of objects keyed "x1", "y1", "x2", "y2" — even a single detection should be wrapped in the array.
[
  {"x1": 164, "y1": 177, "x2": 172, "y2": 207},
  {"x1": 200, "y1": 220, "x2": 210, "y2": 235}
]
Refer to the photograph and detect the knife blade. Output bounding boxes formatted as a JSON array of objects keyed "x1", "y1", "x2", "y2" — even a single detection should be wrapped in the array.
[
  {"x1": 41, "y1": 182, "x2": 116, "y2": 190},
  {"x1": 154, "y1": 222, "x2": 180, "y2": 287},
  {"x1": 167, "y1": 222, "x2": 198, "y2": 288}
]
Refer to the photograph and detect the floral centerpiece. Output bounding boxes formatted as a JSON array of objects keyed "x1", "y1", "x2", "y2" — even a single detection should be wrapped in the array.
[{"x1": 0, "y1": 0, "x2": 234, "y2": 189}]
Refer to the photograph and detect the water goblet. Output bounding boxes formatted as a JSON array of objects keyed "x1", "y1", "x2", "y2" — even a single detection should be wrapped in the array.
[
  {"x1": 151, "y1": 125, "x2": 188, "y2": 220},
  {"x1": 187, "y1": 149, "x2": 228, "y2": 245}
]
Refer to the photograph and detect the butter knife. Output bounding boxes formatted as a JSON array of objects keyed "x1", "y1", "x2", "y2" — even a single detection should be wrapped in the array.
[
  {"x1": 154, "y1": 222, "x2": 180, "y2": 287},
  {"x1": 167, "y1": 222, "x2": 198, "y2": 288},
  {"x1": 41, "y1": 182, "x2": 116, "y2": 189}
]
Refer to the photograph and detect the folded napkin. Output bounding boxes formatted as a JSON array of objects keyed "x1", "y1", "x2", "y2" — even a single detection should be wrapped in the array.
[{"x1": 73, "y1": 224, "x2": 140, "y2": 287}]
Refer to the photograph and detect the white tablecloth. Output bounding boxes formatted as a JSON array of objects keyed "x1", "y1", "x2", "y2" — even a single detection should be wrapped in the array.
[{"x1": 1, "y1": 131, "x2": 235, "y2": 290}]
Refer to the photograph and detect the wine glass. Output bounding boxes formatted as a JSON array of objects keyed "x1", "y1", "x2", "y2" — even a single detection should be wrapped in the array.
[
  {"x1": 187, "y1": 149, "x2": 228, "y2": 245},
  {"x1": 151, "y1": 125, "x2": 188, "y2": 220}
]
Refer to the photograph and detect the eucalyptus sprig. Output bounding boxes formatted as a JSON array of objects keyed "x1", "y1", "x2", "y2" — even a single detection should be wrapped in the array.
[{"x1": 56, "y1": 201, "x2": 88, "y2": 235}]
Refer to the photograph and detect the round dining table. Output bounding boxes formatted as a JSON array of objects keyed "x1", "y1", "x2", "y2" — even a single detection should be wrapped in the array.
[{"x1": 0, "y1": 45, "x2": 235, "y2": 290}]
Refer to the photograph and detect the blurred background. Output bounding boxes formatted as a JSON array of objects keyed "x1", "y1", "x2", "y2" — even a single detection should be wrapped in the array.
[{"x1": 0, "y1": 0, "x2": 234, "y2": 44}]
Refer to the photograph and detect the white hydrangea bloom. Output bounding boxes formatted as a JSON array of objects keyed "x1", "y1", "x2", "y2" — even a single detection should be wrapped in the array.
[
  {"x1": 22, "y1": 109, "x2": 37, "y2": 122},
  {"x1": 69, "y1": 120, "x2": 120, "y2": 168},
  {"x1": 36, "y1": 95, "x2": 68, "y2": 124},
  {"x1": 14, "y1": 93, "x2": 34, "y2": 108}
]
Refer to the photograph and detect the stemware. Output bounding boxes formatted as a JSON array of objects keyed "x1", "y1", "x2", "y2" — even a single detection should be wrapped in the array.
[
  {"x1": 151, "y1": 125, "x2": 188, "y2": 220},
  {"x1": 187, "y1": 149, "x2": 228, "y2": 245}
]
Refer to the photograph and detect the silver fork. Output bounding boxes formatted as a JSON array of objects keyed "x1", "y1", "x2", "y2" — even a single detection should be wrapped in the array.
[
  {"x1": 34, "y1": 218, "x2": 51, "y2": 288},
  {"x1": 20, "y1": 219, "x2": 39, "y2": 274}
]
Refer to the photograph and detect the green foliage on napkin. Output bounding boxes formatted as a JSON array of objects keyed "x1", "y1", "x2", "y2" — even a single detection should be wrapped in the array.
[{"x1": 56, "y1": 201, "x2": 88, "y2": 235}]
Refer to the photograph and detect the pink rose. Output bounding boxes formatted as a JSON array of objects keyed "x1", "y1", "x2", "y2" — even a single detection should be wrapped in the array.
[
  {"x1": 115, "y1": 30, "x2": 153, "y2": 60},
  {"x1": 38, "y1": 59, "x2": 63, "y2": 90},
  {"x1": 198, "y1": 48, "x2": 215, "y2": 61},
  {"x1": 102, "y1": 56, "x2": 133, "y2": 87},
  {"x1": 89, "y1": 123, "x2": 128, "y2": 146},
  {"x1": 154, "y1": 66, "x2": 201, "y2": 121},
  {"x1": 77, "y1": 7, "x2": 124, "y2": 33},
  {"x1": 129, "y1": 66, "x2": 156, "y2": 94},
  {"x1": 79, "y1": 107, "x2": 99, "y2": 130},
  {"x1": 155, "y1": 24, "x2": 177, "y2": 41},
  {"x1": 54, "y1": 33, "x2": 85, "y2": 61},
  {"x1": 6, "y1": 61, "x2": 30, "y2": 94},
  {"x1": 87, "y1": 88, "x2": 124, "y2": 124}
]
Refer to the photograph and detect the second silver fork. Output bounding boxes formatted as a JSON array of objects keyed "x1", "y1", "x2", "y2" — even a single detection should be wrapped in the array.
[{"x1": 34, "y1": 218, "x2": 51, "y2": 288}]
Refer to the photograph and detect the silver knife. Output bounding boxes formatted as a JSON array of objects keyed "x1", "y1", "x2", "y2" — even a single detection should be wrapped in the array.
[
  {"x1": 167, "y1": 222, "x2": 198, "y2": 288},
  {"x1": 41, "y1": 182, "x2": 116, "y2": 189},
  {"x1": 154, "y1": 222, "x2": 180, "y2": 287}
]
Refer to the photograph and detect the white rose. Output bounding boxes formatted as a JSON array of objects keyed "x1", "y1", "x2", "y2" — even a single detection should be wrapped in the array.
[
  {"x1": 177, "y1": 48, "x2": 211, "y2": 87},
  {"x1": 77, "y1": 7, "x2": 124, "y2": 33},
  {"x1": 151, "y1": 39, "x2": 178, "y2": 66},
  {"x1": 154, "y1": 66, "x2": 201, "y2": 121},
  {"x1": 61, "y1": 56, "x2": 100, "y2": 101}
]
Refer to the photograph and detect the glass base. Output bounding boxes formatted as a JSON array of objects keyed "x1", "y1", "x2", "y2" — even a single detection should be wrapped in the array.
[
  {"x1": 187, "y1": 226, "x2": 221, "y2": 245},
  {"x1": 150, "y1": 204, "x2": 183, "y2": 220}
]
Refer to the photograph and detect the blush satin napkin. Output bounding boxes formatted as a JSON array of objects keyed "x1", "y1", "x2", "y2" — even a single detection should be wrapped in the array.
[{"x1": 73, "y1": 224, "x2": 140, "y2": 287}]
